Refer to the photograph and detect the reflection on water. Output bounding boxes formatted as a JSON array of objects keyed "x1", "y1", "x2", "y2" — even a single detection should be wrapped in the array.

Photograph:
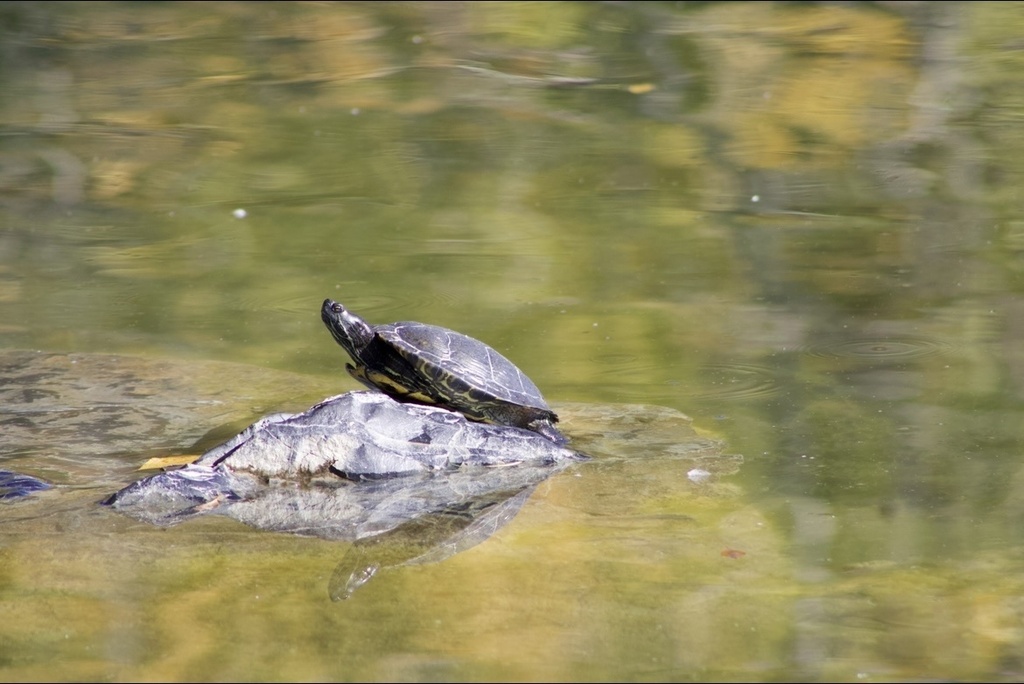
[
  {"x1": 4, "y1": 1, "x2": 1024, "y2": 681},
  {"x1": 327, "y1": 486, "x2": 538, "y2": 601}
]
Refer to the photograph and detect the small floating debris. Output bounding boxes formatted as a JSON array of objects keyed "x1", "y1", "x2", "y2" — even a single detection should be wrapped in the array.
[{"x1": 687, "y1": 467, "x2": 712, "y2": 484}]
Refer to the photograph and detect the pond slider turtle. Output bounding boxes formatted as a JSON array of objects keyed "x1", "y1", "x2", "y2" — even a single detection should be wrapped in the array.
[{"x1": 321, "y1": 299, "x2": 567, "y2": 444}]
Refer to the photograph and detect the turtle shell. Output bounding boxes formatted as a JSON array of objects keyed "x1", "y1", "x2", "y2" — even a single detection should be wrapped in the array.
[{"x1": 376, "y1": 321, "x2": 552, "y2": 416}]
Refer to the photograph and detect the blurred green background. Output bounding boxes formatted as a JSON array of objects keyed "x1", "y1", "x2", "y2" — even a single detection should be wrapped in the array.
[{"x1": 5, "y1": 2, "x2": 1024, "y2": 681}]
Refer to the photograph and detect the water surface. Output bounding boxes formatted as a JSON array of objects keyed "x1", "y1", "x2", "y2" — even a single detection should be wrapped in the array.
[{"x1": 4, "y1": 2, "x2": 1024, "y2": 681}]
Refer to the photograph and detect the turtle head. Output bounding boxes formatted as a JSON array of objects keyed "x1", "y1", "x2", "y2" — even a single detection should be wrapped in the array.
[{"x1": 321, "y1": 299, "x2": 375, "y2": 359}]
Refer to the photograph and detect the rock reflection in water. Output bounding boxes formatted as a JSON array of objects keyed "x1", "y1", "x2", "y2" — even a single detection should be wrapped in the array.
[{"x1": 328, "y1": 484, "x2": 539, "y2": 600}]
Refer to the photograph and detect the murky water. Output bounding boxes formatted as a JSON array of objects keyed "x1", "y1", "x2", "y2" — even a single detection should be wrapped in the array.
[{"x1": 4, "y1": 2, "x2": 1024, "y2": 681}]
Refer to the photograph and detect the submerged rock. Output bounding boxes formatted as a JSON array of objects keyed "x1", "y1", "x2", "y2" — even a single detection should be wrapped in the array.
[
  {"x1": 0, "y1": 470, "x2": 52, "y2": 500},
  {"x1": 2, "y1": 350, "x2": 736, "y2": 600}
]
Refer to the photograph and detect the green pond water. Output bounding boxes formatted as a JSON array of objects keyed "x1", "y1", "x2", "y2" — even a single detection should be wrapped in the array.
[{"x1": 4, "y1": 2, "x2": 1024, "y2": 681}]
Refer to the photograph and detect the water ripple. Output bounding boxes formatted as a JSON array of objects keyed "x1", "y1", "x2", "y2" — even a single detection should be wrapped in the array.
[
  {"x1": 586, "y1": 357, "x2": 779, "y2": 402},
  {"x1": 693, "y1": 363, "x2": 780, "y2": 400},
  {"x1": 803, "y1": 336, "x2": 954, "y2": 362}
]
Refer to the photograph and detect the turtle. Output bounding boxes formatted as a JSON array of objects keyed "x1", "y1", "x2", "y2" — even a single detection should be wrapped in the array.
[{"x1": 320, "y1": 299, "x2": 568, "y2": 444}]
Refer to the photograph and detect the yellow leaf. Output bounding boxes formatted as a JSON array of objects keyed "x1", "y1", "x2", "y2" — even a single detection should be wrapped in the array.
[{"x1": 138, "y1": 455, "x2": 199, "y2": 471}]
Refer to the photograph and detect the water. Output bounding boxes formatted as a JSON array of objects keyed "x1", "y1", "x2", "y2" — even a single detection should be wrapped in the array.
[{"x1": 4, "y1": 2, "x2": 1024, "y2": 680}]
